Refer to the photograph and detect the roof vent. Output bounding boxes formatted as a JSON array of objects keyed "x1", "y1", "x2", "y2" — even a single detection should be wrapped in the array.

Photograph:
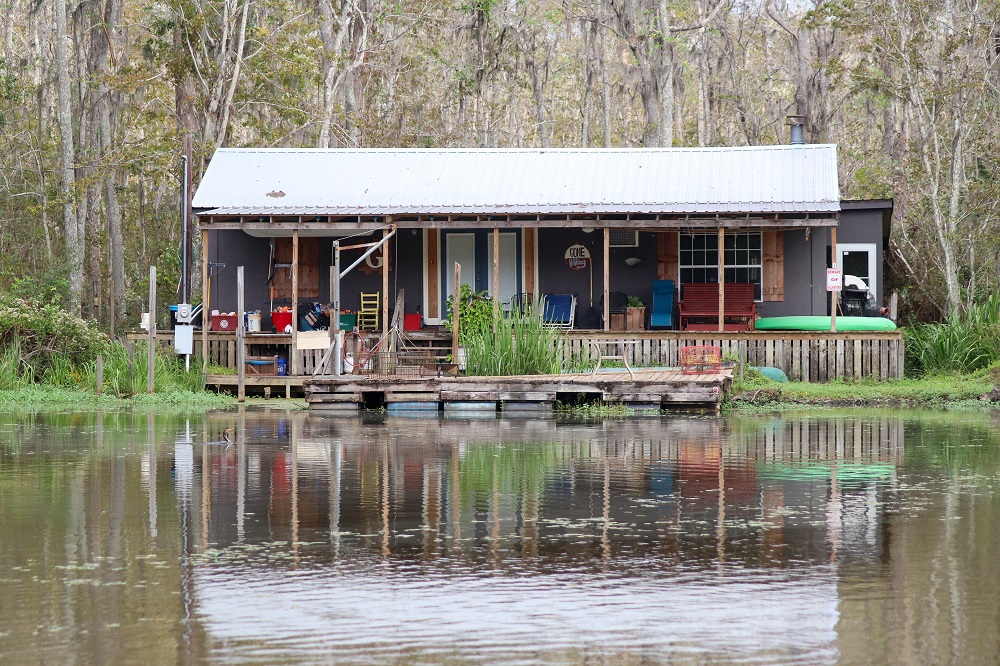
[{"x1": 786, "y1": 115, "x2": 806, "y2": 145}]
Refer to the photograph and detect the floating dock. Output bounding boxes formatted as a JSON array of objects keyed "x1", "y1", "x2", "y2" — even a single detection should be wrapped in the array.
[{"x1": 304, "y1": 368, "x2": 733, "y2": 414}]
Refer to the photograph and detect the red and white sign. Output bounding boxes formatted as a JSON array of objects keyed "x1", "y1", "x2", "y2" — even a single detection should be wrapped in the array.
[
  {"x1": 565, "y1": 244, "x2": 591, "y2": 271},
  {"x1": 826, "y1": 267, "x2": 843, "y2": 292}
]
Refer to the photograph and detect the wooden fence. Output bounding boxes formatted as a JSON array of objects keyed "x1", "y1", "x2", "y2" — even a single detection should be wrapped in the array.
[
  {"x1": 560, "y1": 331, "x2": 904, "y2": 382},
  {"x1": 131, "y1": 329, "x2": 904, "y2": 382}
]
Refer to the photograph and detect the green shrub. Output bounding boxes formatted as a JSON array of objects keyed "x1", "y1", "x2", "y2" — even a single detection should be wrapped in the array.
[
  {"x1": 443, "y1": 284, "x2": 494, "y2": 333},
  {"x1": 0, "y1": 292, "x2": 108, "y2": 378}
]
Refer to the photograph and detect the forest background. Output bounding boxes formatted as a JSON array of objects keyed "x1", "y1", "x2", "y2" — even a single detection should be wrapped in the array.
[{"x1": 1, "y1": 0, "x2": 998, "y2": 331}]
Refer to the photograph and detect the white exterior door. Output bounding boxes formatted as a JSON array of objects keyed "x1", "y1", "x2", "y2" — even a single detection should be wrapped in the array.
[
  {"x1": 445, "y1": 233, "x2": 476, "y2": 303},
  {"x1": 838, "y1": 243, "x2": 877, "y2": 299}
]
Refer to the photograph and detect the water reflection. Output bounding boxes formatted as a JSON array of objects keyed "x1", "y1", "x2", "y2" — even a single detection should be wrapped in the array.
[{"x1": 2, "y1": 409, "x2": 999, "y2": 663}]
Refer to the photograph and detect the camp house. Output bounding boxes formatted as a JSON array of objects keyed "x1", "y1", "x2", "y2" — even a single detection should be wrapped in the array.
[{"x1": 192, "y1": 145, "x2": 899, "y2": 381}]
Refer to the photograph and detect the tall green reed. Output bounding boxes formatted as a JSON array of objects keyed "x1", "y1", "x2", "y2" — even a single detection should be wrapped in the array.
[
  {"x1": 461, "y1": 304, "x2": 564, "y2": 376},
  {"x1": 0, "y1": 338, "x2": 32, "y2": 390},
  {"x1": 905, "y1": 292, "x2": 1000, "y2": 375}
]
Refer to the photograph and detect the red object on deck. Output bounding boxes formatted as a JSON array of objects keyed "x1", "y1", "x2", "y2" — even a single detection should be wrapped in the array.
[
  {"x1": 404, "y1": 313, "x2": 422, "y2": 331},
  {"x1": 210, "y1": 314, "x2": 237, "y2": 331},
  {"x1": 679, "y1": 345, "x2": 722, "y2": 375},
  {"x1": 271, "y1": 310, "x2": 293, "y2": 332}
]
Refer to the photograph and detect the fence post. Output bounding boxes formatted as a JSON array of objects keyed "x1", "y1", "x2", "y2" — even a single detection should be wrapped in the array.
[
  {"x1": 147, "y1": 265, "x2": 156, "y2": 394},
  {"x1": 96, "y1": 354, "x2": 103, "y2": 397}
]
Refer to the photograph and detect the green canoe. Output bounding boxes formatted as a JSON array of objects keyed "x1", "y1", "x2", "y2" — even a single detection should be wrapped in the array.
[{"x1": 755, "y1": 316, "x2": 897, "y2": 331}]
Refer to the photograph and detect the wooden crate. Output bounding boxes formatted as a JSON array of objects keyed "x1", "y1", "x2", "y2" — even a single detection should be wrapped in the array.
[{"x1": 245, "y1": 355, "x2": 278, "y2": 376}]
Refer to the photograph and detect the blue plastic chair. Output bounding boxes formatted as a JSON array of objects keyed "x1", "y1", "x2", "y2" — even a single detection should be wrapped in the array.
[
  {"x1": 542, "y1": 294, "x2": 576, "y2": 329},
  {"x1": 649, "y1": 280, "x2": 675, "y2": 329}
]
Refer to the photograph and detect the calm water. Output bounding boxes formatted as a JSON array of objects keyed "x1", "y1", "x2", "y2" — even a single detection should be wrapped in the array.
[{"x1": 2, "y1": 407, "x2": 1000, "y2": 664}]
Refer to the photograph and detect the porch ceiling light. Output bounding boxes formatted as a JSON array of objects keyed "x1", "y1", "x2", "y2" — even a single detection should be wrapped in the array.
[{"x1": 582, "y1": 227, "x2": 595, "y2": 234}]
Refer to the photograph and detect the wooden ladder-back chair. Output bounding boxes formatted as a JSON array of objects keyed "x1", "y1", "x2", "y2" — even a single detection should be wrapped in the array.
[{"x1": 358, "y1": 292, "x2": 380, "y2": 331}]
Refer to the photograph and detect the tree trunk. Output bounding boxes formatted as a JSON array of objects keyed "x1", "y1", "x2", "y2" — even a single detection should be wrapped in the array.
[{"x1": 54, "y1": 0, "x2": 82, "y2": 314}]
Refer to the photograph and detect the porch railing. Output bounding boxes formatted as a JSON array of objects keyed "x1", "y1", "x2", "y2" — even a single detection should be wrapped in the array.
[
  {"x1": 561, "y1": 331, "x2": 904, "y2": 382},
  {"x1": 129, "y1": 329, "x2": 904, "y2": 382}
]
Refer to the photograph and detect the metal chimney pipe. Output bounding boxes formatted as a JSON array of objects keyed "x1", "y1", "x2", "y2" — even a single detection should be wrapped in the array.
[{"x1": 786, "y1": 115, "x2": 806, "y2": 145}]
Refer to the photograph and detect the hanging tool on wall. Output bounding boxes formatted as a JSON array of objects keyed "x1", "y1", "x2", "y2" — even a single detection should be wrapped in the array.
[{"x1": 267, "y1": 238, "x2": 293, "y2": 311}]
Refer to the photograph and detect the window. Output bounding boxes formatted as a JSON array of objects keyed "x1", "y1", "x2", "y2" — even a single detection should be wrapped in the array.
[
  {"x1": 609, "y1": 229, "x2": 639, "y2": 247},
  {"x1": 838, "y1": 243, "x2": 877, "y2": 300},
  {"x1": 679, "y1": 232, "x2": 762, "y2": 300}
]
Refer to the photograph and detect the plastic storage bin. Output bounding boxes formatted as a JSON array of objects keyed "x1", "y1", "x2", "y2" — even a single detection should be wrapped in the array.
[
  {"x1": 210, "y1": 314, "x2": 238, "y2": 331},
  {"x1": 271, "y1": 310, "x2": 293, "y2": 332}
]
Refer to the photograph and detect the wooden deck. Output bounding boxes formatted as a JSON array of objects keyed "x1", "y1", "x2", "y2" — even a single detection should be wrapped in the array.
[
  {"x1": 304, "y1": 367, "x2": 733, "y2": 412},
  {"x1": 206, "y1": 373, "x2": 305, "y2": 398},
  {"x1": 132, "y1": 326, "x2": 904, "y2": 387}
]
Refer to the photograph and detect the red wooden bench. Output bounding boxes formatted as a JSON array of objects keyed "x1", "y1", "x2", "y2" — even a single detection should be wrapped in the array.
[{"x1": 678, "y1": 283, "x2": 757, "y2": 331}]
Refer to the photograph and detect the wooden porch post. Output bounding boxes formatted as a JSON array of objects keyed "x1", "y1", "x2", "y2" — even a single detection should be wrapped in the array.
[
  {"x1": 603, "y1": 227, "x2": 610, "y2": 331},
  {"x1": 830, "y1": 225, "x2": 838, "y2": 333},
  {"x1": 452, "y1": 262, "x2": 461, "y2": 363},
  {"x1": 524, "y1": 228, "x2": 535, "y2": 301},
  {"x1": 201, "y1": 228, "x2": 209, "y2": 373},
  {"x1": 237, "y1": 266, "x2": 245, "y2": 402},
  {"x1": 493, "y1": 226, "x2": 500, "y2": 319},
  {"x1": 382, "y1": 226, "x2": 389, "y2": 336},
  {"x1": 427, "y1": 228, "x2": 439, "y2": 320},
  {"x1": 718, "y1": 227, "x2": 725, "y2": 333},
  {"x1": 291, "y1": 229, "x2": 299, "y2": 375}
]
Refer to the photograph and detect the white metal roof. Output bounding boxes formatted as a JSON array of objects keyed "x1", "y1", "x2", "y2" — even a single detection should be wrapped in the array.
[{"x1": 193, "y1": 146, "x2": 840, "y2": 216}]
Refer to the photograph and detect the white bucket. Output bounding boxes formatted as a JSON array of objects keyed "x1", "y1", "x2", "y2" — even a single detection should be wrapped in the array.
[
  {"x1": 247, "y1": 312, "x2": 262, "y2": 333},
  {"x1": 343, "y1": 353, "x2": 372, "y2": 374}
]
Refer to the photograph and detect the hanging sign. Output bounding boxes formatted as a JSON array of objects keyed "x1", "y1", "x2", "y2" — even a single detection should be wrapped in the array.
[
  {"x1": 826, "y1": 267, "x2": 843, "y2": 292},
  {"x1": 359, "y1": 248, "x2": 390, "y2": 276},
  {"x1": 565, "y1": 244, "x2": 591, "y2": 271}
]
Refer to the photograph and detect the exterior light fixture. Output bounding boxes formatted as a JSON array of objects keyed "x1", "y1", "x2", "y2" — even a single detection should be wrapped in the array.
[{"x1": 625, "y1": 257, "x2": 642, "y2": 267}]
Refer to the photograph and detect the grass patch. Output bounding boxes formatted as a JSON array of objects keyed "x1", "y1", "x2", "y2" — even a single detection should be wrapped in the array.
[
  {"x1": 728, "y1": 371, "x2": 996, "y2": 413},
  {"x1": 555, "y1": 401, "x2": 637, "y2": 417},
  {"x1": 0, "y1": 386, "x2": 233, "y2": 409}
]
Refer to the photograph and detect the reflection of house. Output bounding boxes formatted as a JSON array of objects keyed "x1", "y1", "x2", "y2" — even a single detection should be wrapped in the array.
[
  {"x1": 175, "y1": 416, "x2": 903, "y2": 566},
  {"x1": 192, "y1": 146, "x2": 892, "y2": 330}
]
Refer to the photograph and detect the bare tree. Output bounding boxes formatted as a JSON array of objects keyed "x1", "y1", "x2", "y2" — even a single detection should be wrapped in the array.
[{"x1": 55, "y1": 0, "x2": 83, "y2": 314}]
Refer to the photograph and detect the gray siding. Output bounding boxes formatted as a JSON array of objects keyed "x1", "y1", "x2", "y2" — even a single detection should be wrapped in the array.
[
  {"x1": 209, "y1": 230, "x2": 425, "y2": 331},
  {"x1": 536, "y1": 229, "x2": 658, "y2": 328},
  {"x1": 758, "y1": 204, "x2": 888, "y2": 318},
  {"x1": 207, "y1": 200, "x2": 888, "y2": 330}
]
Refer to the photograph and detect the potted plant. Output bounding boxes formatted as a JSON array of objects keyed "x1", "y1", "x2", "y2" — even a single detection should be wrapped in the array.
[
  {"x1": 721, "y1": 351, "x2": 740, "y2": 369},
  {"x1": 626, "y1": 296, "x2": 646, "y2": 331}
]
